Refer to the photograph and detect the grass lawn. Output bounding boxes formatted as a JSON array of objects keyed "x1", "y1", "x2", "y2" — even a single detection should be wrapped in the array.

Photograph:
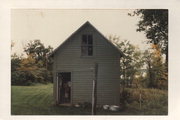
[{"x1": 11, "y1": 83, "x2": 168, "y2": 115}]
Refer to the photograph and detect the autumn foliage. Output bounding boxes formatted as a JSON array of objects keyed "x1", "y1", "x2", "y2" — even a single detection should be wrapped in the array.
[{"x1": 11, "y1": 40, "x2": 53, "y2": 85}]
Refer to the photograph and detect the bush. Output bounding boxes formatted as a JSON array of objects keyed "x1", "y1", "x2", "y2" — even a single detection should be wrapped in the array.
[
  {"x1": 24, "y1": 80, "x2": 33, "y2": 86},
  {"x1": 11, "y1": 71, "x2": 26, "y2": 85},
  {"x1": 120, "y1": 88, "x2": 168, "y2": 114},
  {"x1": 11, "y1": 70, "x2": 53, "y2": 86},
  {"x1": 11, "y1": 56, "x2": 53, "y2": 86}
]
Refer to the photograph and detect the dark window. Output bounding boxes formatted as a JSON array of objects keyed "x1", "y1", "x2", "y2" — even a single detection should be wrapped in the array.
[{"x1": 81, "y1": 34, "x2": 93, "y2": 56}]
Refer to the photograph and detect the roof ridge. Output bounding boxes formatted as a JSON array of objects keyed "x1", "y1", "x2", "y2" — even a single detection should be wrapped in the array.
[{"x1": 49, "y1": 21, "x2": 124, "y2": 57}]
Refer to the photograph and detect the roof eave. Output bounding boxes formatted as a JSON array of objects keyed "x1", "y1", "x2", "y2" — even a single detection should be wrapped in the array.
[{"x1": 48, "y1": 21, "x2": 125, "y2": 58}]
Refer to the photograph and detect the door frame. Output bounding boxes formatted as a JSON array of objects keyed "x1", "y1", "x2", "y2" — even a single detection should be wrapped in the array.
[{"x1": 56, "y1": 71, "x2": 72, "y2": 104}]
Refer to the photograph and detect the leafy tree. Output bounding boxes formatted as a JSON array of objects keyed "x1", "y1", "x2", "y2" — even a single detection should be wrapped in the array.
[
  {"x1": 108, "y1": 35, "x2": 144, "y2": 87},
  {"x1": 129, "y1": 9, "x2": 168, "y2": 64},
  {"x1": 11, "y1": 40, "x2": 53, "y2": 85},
  {"x1": 109, "y1": 36, "x2": 146, "y2": 107},
  {"x1": 11, "y1": 53, "x2": 22, "y2": 85},
  {"x1": 17, "y1": 54, "x2": 40, "y2": 83},
  {"x1": 11, "y1": 53, "x2": 21, "y2": 71},
  {"x1": 143, "y1": 45, "x2": 168, "y2": 89},
  {"x1": 24, "y1": 39, "x2": 53, "y2": 67},
  {"x1": 17, "y1": 54, "x2": 51, "y2": 84}
]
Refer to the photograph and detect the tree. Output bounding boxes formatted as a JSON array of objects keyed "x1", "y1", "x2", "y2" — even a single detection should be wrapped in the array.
[
  {"x1": 11, "y1": 40, "x2": 53, "y2": 85},
  {"x1": 11, "y1": 53, "x2": 22, "y2": 85},
  {"x1": 129, "y1": 9, "x2": 168, "y2": 64},
  {"x1": 109, "y1": 36, "x2": 146, "y2": 108},
  {"x1": 22, "y1": 40, "x2": 53, "y2": 84},
  {"x1": 17, "y1": 54, "x2": 51, "y2": 84},
  {"x1": 108, "y1": 35, "x2": 144, "y2": 87},
  {"x1": 11, "y1": 53, "x2": 21, "y2": 71},
  {"x1": 143, "y1": 44, "x2": 168, "y2": 89},
  {"x1": 24, "y1": 39, "x2": 53, "y2": 67}
]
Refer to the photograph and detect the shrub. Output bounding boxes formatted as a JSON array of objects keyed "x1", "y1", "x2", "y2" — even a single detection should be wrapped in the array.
[{"x1": 120, "y1": 88, "x2": 168, "y2": 114}]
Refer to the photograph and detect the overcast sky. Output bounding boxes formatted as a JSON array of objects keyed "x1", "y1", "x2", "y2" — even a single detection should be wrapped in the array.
[{"x1": 11, "y1": 9, "x2": 150, "y2": 55}]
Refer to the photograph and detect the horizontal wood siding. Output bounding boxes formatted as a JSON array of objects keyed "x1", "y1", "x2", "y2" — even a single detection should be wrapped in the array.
[
  {"x1": 72, "y1": 71, "x2": 93, "y2": 103},
  {"x1": 53, "y1": 24, "x2": 120, "y2": 105}
]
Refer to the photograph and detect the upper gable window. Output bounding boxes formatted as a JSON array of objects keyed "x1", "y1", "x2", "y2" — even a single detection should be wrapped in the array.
[{"x1": 81, "y1": 34, "x2": 93, "y2": 56}]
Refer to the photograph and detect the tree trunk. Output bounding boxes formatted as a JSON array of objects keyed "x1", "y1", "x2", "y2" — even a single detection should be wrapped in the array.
[{"x1": 148, "y1": 61, "x2": 153, "y2": 88}]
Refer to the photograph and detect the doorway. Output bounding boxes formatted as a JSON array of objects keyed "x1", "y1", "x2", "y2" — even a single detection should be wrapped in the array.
[{"x1": 58, "y1": 72, "x2": 71, "y2": 104}]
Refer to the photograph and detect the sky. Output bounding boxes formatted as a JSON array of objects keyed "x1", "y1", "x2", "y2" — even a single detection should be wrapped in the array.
[{"x1": 11, "y1": 9, "x2": 150, "y2": 55}]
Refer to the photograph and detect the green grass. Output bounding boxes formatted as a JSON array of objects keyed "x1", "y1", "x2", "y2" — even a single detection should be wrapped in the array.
[{"x1": 11, "y1": 83, "x2": 168, "y2": 115}]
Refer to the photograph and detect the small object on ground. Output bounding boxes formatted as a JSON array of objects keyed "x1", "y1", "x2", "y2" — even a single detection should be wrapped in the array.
[
  {"x1": 109, "y1": 105, "x2": 120, "y2": 111},
  {"x1": 103, "y1": 105, "x2": 110, "y2": 110},
  {"x1": 74, "y1": 104, "x2": 80, "y2": 107}
]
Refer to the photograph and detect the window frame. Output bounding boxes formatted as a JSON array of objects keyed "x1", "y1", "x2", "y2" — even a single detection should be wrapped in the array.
[{"x1": 81, "y1": 34, "x2": 93, "y2": 57}]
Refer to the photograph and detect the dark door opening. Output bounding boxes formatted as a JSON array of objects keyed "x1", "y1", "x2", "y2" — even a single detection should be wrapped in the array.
[{"x1": 58, "y1": 72, "x2": 71, "y2": 104}]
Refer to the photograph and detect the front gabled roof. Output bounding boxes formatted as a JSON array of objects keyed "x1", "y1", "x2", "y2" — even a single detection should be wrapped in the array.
[{"x1": 49, "y1": 21, "x2": 124, "y2": 57}]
